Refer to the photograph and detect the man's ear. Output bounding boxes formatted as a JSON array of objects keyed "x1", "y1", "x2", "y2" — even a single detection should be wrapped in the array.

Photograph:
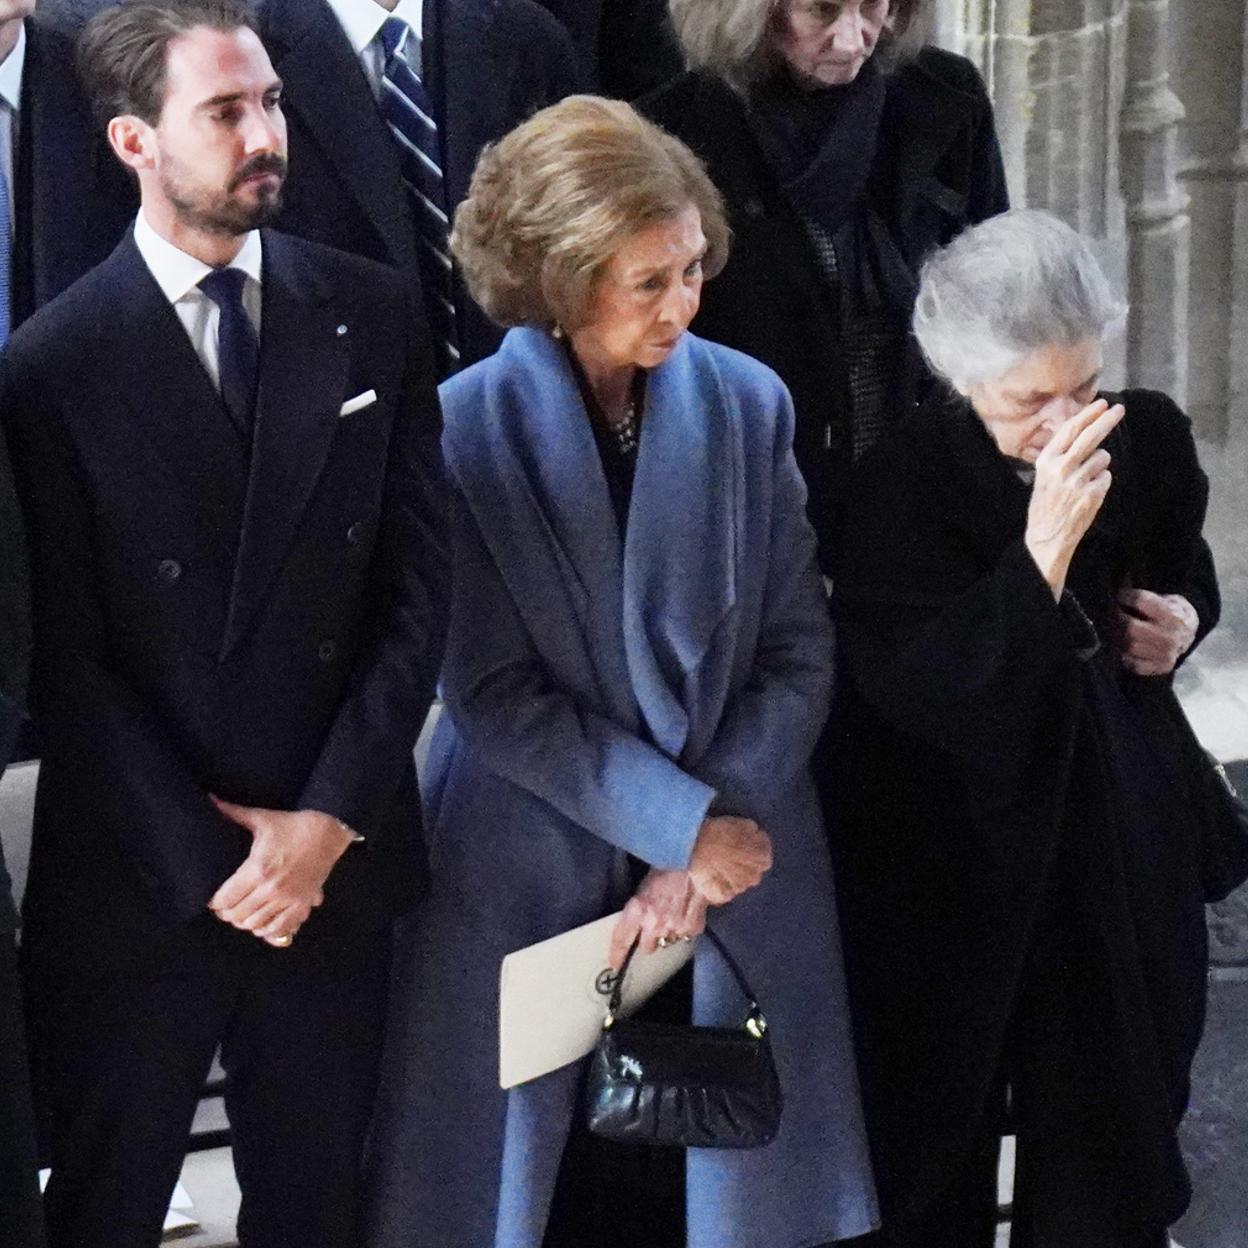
[{"x1": 106, "y1": 114, "x2": 157, "y2": 175}]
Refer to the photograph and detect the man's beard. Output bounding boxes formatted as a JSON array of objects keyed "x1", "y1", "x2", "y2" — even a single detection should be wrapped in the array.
[{"x1": 161, "y1": 151, "x2": 288, "y2": 236}]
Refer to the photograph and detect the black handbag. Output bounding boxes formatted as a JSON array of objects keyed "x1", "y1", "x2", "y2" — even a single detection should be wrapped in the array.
[{"x1": 584, "y1": 927, "x2": 782, "y2": 1150}]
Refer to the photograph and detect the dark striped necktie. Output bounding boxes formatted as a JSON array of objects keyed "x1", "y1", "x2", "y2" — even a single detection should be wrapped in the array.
[{"x1": 378, "y1": 15, "x2": 459, "y2": 378}]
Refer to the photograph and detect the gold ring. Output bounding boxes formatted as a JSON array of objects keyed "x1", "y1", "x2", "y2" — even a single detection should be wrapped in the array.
[
  {"x1": 656, "y1": 934, "x2": 677, "y2": 949},
  {"x1": 271, "y1": 934, "x2": 293, "y2": 948}
]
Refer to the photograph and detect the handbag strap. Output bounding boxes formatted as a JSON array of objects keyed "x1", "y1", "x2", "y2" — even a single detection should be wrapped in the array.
[{"x1": 605, "y1": 926, "x2": 768, "y2": 1036}]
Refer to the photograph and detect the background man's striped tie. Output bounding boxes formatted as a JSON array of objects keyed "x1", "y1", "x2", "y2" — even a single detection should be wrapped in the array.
[{"x1": 379, "y1": 15, "x2": 459, "y2": 377}]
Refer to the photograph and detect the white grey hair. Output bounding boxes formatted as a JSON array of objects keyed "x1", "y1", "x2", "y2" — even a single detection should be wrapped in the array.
[
  {"x1": 912, "y1": 209, "x2": 1128, "y2": 387},
  {"x1": 669, "y1": 0, "x2": 927, "y2": 96}
]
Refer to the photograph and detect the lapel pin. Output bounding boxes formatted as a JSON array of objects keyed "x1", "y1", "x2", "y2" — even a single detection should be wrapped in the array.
[{"x1": 336, "y1": 324, "x2": 348, "y2": 336}]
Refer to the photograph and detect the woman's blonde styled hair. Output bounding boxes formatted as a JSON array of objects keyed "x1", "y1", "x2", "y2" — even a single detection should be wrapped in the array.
[
  {"x1": 450, "y1": 95, "x2": 730, "y2": 331},
  {"x1": 669, "y1": 0, "x2": 927, "y2": 94}
]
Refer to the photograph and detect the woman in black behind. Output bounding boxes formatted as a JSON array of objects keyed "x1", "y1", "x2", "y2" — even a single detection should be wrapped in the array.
[
  {"x1": 832, "y1": 210, "x2": 1226, "y2": 1248},
  {"x1": 643, "y1": 0, "x2": 1007, "y2": 561}
]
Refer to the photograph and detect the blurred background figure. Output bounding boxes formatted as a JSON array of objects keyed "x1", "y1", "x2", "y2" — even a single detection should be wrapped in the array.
[
  {"x1": 365, "y1": 96, "x2": 877, "y2": 1248},
  {"x1": 1, "y1": 0, "x2": 134, "y2": 335},
  {"x1": 254, "y1": 0, "x2": 578, "y2": 374},
  {"x1": 643, "y1": 0, "x2": 1007, "y2": 565},
  {"x1": 832, "y1": 210, "x2": 1223, "y2": 1248},
  {"x1": 534, "y1": 0, "x2": 682, "y2": 98}
]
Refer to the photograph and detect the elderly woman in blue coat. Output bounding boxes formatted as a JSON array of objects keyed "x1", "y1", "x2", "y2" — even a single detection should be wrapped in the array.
[{"x1": 364, "y1": 96, "x2": 877, "y2": 1248}]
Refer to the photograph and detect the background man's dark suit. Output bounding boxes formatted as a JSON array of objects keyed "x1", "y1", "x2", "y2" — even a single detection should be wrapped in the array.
[
  {"x1": 255, "y1": 0, "x2": 578, "y2": 367},
  {"x1": 11, "y1": 2, "x2": 135, "y2": 326},
  {"x1": 2, "y1": 227, "x2": 447, "y2": 1245},
  {"x1": 532, "y1": 0, "x2": 681, "y2": 98}
]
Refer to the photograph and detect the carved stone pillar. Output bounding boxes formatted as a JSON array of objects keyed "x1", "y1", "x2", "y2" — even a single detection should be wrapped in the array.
[
  {"x1": 1174, "y1": 0, "x2": 1248, "y2": 442},
  {"x1": 930, "y1": 0, "x2": 1131, "y2": 383},
  {"x1": 1118, "y1": 0, "x2": 1190, "y2": 402}
]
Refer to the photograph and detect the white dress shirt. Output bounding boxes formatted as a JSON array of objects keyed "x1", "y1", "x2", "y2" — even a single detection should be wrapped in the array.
[
  {"x1": 132, "y1": 209, "x2": 263, "y2": 393},
  {"x1": 0, "y1": 23, "x2": 26, "y2": 223},
  {"x1": 323, "y1": 0, "x2": 426, "y2": 97}
]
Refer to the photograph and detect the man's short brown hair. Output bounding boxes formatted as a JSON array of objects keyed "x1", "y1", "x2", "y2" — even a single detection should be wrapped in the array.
[{"x1": 78, "y1": 0, "x2": 258, "y2": 127}]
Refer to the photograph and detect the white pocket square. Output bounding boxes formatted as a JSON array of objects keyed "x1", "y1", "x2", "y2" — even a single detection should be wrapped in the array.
[{"x1": 339, "y1": 389, "x2": 378, "y2": 418}]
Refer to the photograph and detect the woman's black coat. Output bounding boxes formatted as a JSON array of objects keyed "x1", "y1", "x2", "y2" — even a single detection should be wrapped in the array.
[
  {"x1": 641, "y1": 48, "x2": 1008, "y2": 563},
  {"x1": 829, "y1": 387, "x2": 1220, "y2": 1234}
]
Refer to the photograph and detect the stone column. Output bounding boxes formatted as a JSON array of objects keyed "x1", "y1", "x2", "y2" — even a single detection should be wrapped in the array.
[
  {"x1": 1118, "y1": 0, "x2": 1190, "y2": 402},
  {"x1": 931, "y1": 0, "x2": 1132, "y2": 383},
  {"x1": 1173, "y1": 0, "x2": 1248, "y2": 442}
]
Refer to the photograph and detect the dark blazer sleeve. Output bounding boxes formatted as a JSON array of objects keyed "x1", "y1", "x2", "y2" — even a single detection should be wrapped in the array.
[
  {"x1": 1119, "y1": 388, "x2": 1220, "y2": 654},
  {"x1": 0, "y1": 409, "x2": 29, "y2": 726},
  {"x1": 298, "y1": 294, "x2": 450, "y2": 833},
  {"x1": 1, "y1": 355, "x2": 242, "y2": 922},
  {"x1": 0, "y1": 425, "x2": 29, "y2": 931}
]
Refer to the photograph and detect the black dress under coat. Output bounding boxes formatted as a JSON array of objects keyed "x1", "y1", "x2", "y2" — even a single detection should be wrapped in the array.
[
  {"x1": 829, "y1": 388, "x2": 1220, "y2": 1239},
  {"x1": 641, "y1": 47, "x2": 1009, "y2": 565}
]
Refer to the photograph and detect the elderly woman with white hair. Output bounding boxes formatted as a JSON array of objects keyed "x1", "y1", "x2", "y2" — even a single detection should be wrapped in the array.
[{"x1": 829, "y1": 210, "x2": 1230, "y2": 1248}]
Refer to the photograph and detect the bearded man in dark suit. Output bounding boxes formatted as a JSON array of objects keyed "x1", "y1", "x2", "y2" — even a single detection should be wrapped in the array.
[{"x1": 2, "y1": 2, "x2": 447, "y2": 1244}]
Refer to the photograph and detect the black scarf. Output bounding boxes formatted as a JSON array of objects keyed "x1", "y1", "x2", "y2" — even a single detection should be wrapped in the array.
[{"x1": 746, "y1": 58, "x2": 917, "y2": 315}]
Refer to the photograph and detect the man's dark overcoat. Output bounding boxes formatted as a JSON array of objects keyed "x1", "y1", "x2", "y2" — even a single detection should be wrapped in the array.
[
  {"x1": 641, "y1": 47, "x2": 1009, "y2": 562},
  {"x1": 830, "y1": 387, "x2": 1221, "y2": 1239},
  {"x1": 255, "y1": 0, "x2": 578, "y2": 369}
]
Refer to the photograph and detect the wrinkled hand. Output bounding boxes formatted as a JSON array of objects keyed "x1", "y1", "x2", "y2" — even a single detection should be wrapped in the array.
[
  {"x1": 1025, "y1": 399, "x2": 1124, "y2": 599},
  {"x1": 688, "y1": 815, "x2": 773, "y2": 907},
  {"x1": 1117, "y1": 589, "x2": 1198, "y2": 676},
  {"x1": 608, "y1": 868, "x2": 707, "y2": 971},
  {"x1": 208, "y1": 797, "x2": 354, "y2": 947}
]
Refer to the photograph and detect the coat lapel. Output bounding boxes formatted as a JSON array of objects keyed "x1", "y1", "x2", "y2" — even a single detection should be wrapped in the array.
[
  {"x1": 623, "y1": 337, "x2": 738, "y2": 759},
  {"x1": 447, "y1": 329, "x2": 638, "y2": 725},
  {"x1": 99, "y1": 235, "x2": 248, "y2": 572},
  {"x1": 219, "y1": 232, "x2": 349, "y2": 657},
  {"x1": 265, "y1": 0, "x2": 417, "y2": 273}
]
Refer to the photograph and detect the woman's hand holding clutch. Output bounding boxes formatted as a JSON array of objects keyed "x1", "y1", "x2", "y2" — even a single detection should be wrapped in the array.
[
  {"x1": 608, "y1": 869, "x2": 708, "y2": 969},
  {"x1": 606, "y1": 817, "x2": 772, "y2": 968}
]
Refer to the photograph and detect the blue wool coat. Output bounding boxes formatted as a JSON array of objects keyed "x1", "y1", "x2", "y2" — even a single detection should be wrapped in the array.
[{"x1": 366, "y1": 328, "x2": 877, "y2": 1248}]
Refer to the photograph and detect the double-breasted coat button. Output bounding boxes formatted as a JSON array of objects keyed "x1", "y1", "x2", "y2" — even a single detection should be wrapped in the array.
[
  {"x1": 318, "y1": 639, "x2": 338, "y2": 662},
  {"x1": 346, "y1": 521, "x2": 365, "y2": 545},
  {"x1": 156, "y1": 558, "x2": 182, "y2": 583}
]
